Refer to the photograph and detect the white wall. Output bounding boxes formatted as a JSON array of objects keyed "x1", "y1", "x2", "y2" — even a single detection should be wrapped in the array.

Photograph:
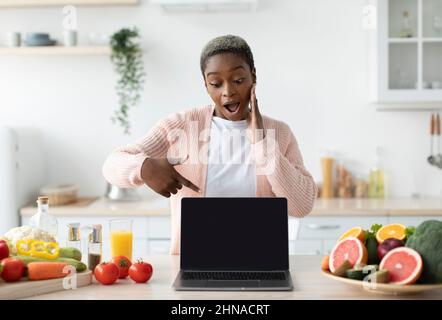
[{"x1": 1, "y1": 0, "x2": 441, "y2": 198}]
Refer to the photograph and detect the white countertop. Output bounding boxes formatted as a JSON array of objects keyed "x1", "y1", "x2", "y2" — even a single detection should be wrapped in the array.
[
  {"x1": 20, "y1": 196, "x2": 442, "y2": 217},
  {"x1": 20, "y1": 196, "x2": 170, "y2": 217},
  {"x1": 24, "y1": 255, "x2": 442, "y2": 300}
]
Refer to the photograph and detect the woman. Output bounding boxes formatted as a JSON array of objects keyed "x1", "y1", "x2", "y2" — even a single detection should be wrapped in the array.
[{"x1": 103, "y1": 35, "x2": 318, "y2": 255}]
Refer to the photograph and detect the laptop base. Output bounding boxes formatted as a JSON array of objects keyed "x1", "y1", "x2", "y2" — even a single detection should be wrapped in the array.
[{"x1": 172, "y1": 271, "x2": 294, "y2": 291}]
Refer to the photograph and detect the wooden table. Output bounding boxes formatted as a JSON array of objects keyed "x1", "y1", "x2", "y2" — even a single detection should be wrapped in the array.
[{"x1": 24, "y1": 255, "x2": 442, "y2": 300}]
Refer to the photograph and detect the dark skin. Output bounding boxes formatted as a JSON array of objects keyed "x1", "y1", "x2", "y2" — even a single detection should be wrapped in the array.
[
  {"x1": 204, "y1": 52, "x2": 264, "y2": 143},
  {"x1": 141, "y1": 52, "x2": 264, "y2": 198}
]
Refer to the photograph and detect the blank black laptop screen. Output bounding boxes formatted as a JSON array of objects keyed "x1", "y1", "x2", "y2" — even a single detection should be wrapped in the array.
[{"x1": 180, "y1": 197, "x2": 289, "y2": 271}]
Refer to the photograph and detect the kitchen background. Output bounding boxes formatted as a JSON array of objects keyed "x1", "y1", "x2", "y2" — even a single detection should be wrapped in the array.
[
  {"x1": 1, "y1": 0, "x2": 441, "y2": 198},
  {"x1": 1, "y1": 0, "x2": 442, "y2": 257}
]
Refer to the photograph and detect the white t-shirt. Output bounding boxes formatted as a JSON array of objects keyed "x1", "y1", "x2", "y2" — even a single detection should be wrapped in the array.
[{"x1": 205, "y1": 116, "x2": 256, "y2": 197}]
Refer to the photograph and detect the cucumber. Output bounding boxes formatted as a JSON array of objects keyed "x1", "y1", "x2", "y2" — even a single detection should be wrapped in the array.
[
  {"x1": 15, "y1": 255, "x2": 87, "y2": 272},
  {"x1": 59, "y1": 247, "x2": 82, "y2": 261},
  {"x1": 346, "y1": 269, "x2": 365, "y2": 280}
]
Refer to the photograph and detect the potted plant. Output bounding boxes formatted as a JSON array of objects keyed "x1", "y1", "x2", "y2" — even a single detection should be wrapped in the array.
[
  {"x1": 110, "y1": 27, "x2": 145, "y2": 135},
  {"x1": 106, "y1": 27, "x2": 145, "y2": 201}
]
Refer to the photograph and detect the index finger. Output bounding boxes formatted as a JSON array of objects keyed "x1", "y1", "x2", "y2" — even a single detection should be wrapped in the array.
[
  {"x1": 176, "y1": 174, "x2": 200, "y2": 193},
  {"x1": 250, "y1": 84, "x2": 258, "y2": 112}
]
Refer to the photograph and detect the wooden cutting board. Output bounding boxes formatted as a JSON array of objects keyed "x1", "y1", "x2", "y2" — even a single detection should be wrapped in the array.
[{"x1": 0, "y1": 270, "x2": 93, "y2": 300}]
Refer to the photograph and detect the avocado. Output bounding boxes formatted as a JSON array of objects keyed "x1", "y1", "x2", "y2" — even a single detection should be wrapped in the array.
[
  {"x1": 366, "y1": 236, "x2": 380, "y2": 265},
  {"x1": 364, "y1": 269, "x2": 390, "y2": 284},
  {"x1": 333, "y1": 260, "x2": 352, "y2": 277}
]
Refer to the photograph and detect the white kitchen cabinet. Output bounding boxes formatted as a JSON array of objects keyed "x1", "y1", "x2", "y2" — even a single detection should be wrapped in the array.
[
  {"x1": 372, "y1": 0, "x2": 442, "y2": 104},
  {"x1": 147, "y1": 216, "x2": 170, "y2": 239},
  {"x1": 323, "y1": 239, "x2": 339, "y2": 256},
  {"x1": 291, "y1": 240, "x2": 323, "y2": 255},
  {"x1": 146, "y1": 217, "x2": 171, "y2": 255},
  {"x1": 296, "y1": 216, "x2": 389, "y2": 255},
  {"x1": 388, "y1": 215, "x2": 442, "y2": 226},
  {"x1": 297, "y1": 216, "x2": 389, "y2": 240},
  {"x1": 149, "y1": 240, "x2": 171, "y2": 255}
]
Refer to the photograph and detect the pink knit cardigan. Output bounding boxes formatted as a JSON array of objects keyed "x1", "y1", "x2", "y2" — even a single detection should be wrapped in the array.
[{"x1": 102, "y1": 105, "x2": 318, "y2": 255}]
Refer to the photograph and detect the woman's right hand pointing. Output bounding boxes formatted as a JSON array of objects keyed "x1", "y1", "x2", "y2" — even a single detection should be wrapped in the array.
[{"x1": 141, "y1": 158, "x2": 200, "y2": 198}]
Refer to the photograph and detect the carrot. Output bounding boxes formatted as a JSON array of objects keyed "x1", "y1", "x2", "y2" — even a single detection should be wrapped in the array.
[{"x1": 27, "y1": 262, "x2": 69, "y2": 281}]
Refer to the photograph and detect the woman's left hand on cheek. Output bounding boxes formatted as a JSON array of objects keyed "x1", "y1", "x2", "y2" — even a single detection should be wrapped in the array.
[{"x1": 247, "y1": 84, "x2": 265, "y2": 144}]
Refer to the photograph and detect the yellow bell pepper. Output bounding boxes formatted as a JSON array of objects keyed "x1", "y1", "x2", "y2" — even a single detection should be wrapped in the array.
[
  {"x1": 41, "y1": 242, "x2": 60, "y2": 260},
  {"x1": 16, "y1": 239, "x2": 60, "y2": 260},
  {"x1": 16, "y1": 239, "x2": 33, "y2": 256}
]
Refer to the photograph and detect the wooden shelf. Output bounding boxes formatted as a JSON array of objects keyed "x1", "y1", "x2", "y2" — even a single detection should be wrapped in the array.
[
  {"x1": 0, "y1": 0, "x2": 137, "y2": 7},
  {"x1": 0, "y1": 46, "x2": 111, "y2": 56}
]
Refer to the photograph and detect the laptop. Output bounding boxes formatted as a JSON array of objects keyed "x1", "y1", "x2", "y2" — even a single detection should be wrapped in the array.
[{"x1": 172, "y1": 197, "x2": 293, "y2": 291}]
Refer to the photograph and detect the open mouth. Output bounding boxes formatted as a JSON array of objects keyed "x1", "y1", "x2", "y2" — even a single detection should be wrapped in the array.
[{"x1": 223, "y1": 102, "x2": 240, "y2": 114}]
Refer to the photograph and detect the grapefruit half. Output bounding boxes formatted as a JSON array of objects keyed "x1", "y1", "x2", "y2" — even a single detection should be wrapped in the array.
[
  {"x1": 329, "y1": 237, "x2": 368, "y2": 273},
  {"x1": 379, "y1": 247, "x2": 423, "y2": 285}
]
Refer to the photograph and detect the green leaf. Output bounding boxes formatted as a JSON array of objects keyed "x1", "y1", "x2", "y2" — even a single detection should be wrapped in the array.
[
  {"x1": 110, "y1": 26, "x2": 145, "y2": 135},
  {"x1": 366, "y1": 223, "x2": 383, "y2": 238},
  {"x1": 405, "y1": 226, "x2": 416, "y2": 238},
  {"x1": 371, "y1": 223, "x2": 383, "y2": 234}
]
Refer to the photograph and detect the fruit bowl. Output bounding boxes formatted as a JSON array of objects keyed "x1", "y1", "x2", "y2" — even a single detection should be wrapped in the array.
[{"x1": 321, "y1": 269, "x2": 442, "y2": 295}]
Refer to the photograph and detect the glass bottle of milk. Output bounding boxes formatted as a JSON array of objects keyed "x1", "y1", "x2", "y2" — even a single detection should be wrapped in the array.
[{"x1": 29, "y1": 196, "x2": 58, "y2": 240}]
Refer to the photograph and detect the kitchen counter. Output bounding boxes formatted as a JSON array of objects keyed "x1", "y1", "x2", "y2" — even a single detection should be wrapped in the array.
[
  {"x1": 20, "y1": 196, "x2": 170, "y2": 217},
  {"x1": 20, "y1": 197, "x2": 442, "y2": 217},
  {"x1": 312, "y1": 198, "x2": 442, "y2": 216},
  {"x1": 25, "y1": 255, "x2": 442, "y2": 300}
]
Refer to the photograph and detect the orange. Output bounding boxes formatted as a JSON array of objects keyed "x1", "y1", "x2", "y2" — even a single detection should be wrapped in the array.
[
  {"x1": 321, "y1": 255, "x2": 330, "y2": 271},
  {"x1": 329, "y1": 237, "x2": 368, "y2": 273},
  {"x1": 379, "y1": 247, "x2": 423, "y2": 285},
  {"x1": 375, "y1": 223, "x2": 406, "y2": 244},
  {"x1": 338, "y1": 226, "x2": 365, "y2": 243}
]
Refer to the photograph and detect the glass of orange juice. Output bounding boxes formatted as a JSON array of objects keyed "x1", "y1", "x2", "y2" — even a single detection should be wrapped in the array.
[{"x1": 110, "y1": 219, "x2": 133, "y2": 261}]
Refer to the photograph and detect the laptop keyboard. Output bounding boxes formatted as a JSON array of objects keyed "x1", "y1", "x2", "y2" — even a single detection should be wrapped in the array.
[{"x1": 182, "y1": 271, "x2": 286, "y2": 281}]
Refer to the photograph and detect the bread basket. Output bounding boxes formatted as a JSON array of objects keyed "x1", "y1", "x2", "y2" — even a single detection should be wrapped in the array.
[{"x1": 39, "y1": 184, "x2": 78, "y2": 206}]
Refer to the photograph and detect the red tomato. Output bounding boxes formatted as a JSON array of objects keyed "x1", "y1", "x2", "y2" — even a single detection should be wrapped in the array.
[
  {"x1": 111, "y1": 256, "x2": 132, "y2": 279},
  {"x1": 1, "y1": 257, "x2": 24, "y2": 282},
  {"x1": 94, "y1": 262, "x2": 120, "y2": 285},
  {"x1": 129, "y1": 260, "x2": 153, "y2": 283},
  {"x1": 0, "y1": 240, "x2": 9, "y2": 261}
]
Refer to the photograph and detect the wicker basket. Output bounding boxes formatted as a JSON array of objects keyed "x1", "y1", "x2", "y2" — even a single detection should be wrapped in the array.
[{"x1": 39, "y1": 184, "x2": 78, "y2": 206}]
